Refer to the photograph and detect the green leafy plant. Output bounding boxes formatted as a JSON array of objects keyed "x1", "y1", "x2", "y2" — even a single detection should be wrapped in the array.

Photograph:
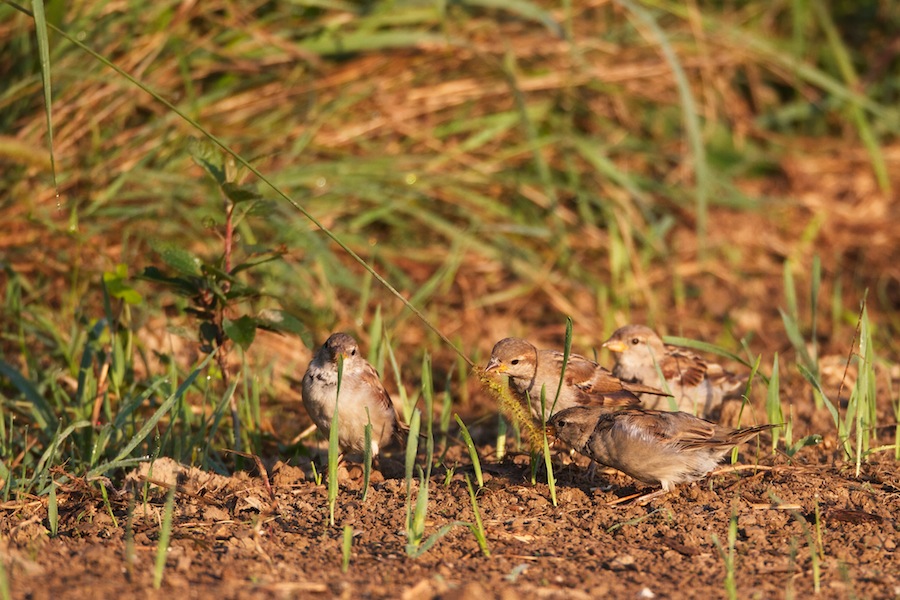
[{"x1": 140, "y1": 140, "x2": 311, "y2": 452}]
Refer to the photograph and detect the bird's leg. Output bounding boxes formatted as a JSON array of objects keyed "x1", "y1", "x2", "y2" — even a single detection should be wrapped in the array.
[
  {"x1": 606, "y1": 487, "x2": 671, "y2": 506},
  {"x1": 290, "y1": 423, "x2": 318, "y2": 445},
  {"x1": 634, "y1": 488, "x2": 671, "y2": 506}
]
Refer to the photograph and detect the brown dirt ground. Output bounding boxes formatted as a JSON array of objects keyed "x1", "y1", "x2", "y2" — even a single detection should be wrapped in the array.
[{"x1": 4, "y1": 388, "x2": 900, "y2": 600}]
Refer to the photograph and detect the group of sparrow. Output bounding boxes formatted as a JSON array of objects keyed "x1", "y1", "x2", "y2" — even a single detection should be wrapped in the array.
[{"x1": 301, "y1": 327, "x2": 775, "y2": 503}]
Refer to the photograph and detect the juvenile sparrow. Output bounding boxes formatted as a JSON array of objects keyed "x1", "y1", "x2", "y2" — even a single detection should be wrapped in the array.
[
  {"x1": 301, "y1": 332, "x2": 397, "y2": 459},
  {"x1": 602, "y1": 325, "x2": 747, "y2": 418},
  {"x1": 548, "y1": 405, "x2": 775, "y2": 503},
  {"x1": 485, "y1": 337, "x2": 668, "y2": 421}
]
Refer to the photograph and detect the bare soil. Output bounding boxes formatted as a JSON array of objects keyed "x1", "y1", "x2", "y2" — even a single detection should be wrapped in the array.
[{"x1": 4, "y1": 407, "x2": 900, "y2": 600}]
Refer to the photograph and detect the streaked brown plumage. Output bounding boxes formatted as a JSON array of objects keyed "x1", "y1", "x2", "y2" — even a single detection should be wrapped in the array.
[
  {"x1": 301, "y1": 332, "x2": 397, "y2": 458},
  {"x1": 485, "y1": 337, "x2": 667, "y2": 421},
  {"x1": 603, "y1": 325, "x2": 747, "y2": 418},
  {"x1": 548, "y1": 405, "x2": 775, "y2": 503}
]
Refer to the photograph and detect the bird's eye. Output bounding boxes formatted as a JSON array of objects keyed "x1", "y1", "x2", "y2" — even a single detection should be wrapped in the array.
[
  {"x1": 631, "y1": 338, "x2": 640, "y2": 345},
  {"x1": 556, "y1": 420, "x2": 566, "y2": 427},
  {"x1": 350, "y1": 348, "x2": 357, "y2": 356},
  {"x1": 510, "y1": 359, "x2": 520, "y2": 365}
]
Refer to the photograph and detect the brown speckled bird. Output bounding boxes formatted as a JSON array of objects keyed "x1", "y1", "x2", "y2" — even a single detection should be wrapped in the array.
[
  {"x1": 485, "y1": 337, "x2": 668, "y2": 422},
  {"x1": 301, "y1": 333, "x2": 397, "y2": 458},
  {"x1": 548, "y1": 405, "x2": 775, "y2": 504},
  {"x1": 603, "y1": 325, "x2": 747, "y2": 418}
]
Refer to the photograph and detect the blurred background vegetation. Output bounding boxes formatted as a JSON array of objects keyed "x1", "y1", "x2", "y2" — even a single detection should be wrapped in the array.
[{"x1": 1, "y1": 0, "x2": 898, "y2": 491}]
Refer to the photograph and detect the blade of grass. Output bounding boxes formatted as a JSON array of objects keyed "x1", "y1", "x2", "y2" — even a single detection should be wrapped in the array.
[
  {"x1": 30, "y1": 0, "x2": 57, "y2": 197},
  {"x1": 0, "y1": 360, "x2": 56, "y2": 431},
  {"x1": 765, "y1": 353, "x2": 783, "y2": 453},
  {"x1": 710, "y1": 501, "x2": 739, "y2": 600},
  {"x1": 464, "y1": 473, "x2": 491, "y2": 557},
  {"x1": 454, "y1": 414, "x2": 484, "y2": 488},
  {"x1": 152, "y1": 484, "x2": 176, "y2": 589},
  {"x1": 48, "y1": 480, "x2": 58, "y2": 537},
  {"x1": 615, "y1": 0, "x2": 710, "y2": 250},
  {"x1": 341, "y1": 525, "x2": 353, "y2": 573},
  {"x1": 327, "y1": 354, "x2": 343, "y2": 526}
]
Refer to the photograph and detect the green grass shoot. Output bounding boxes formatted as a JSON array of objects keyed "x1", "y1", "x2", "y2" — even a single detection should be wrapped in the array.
[
  {"x1": 342, "y1": 525, "x2": 353, "y2": 573},
  {"x1": 47, "y1": 481, "x2": 58, "y2": 537},
  {"x1": 464, "y1": 473, "x2": 491, "y2": 557},
  {"x1": 455, "y1": 414, "x2": 484, "y2": 488},
  {"x1": 765, "y1": 353, "x2": 784, "y2": 454},
  {"x1": 327, "y1": 355, "x2": 343, "y2": 527},
  {"x1": 153, "y1": 485, "x2": 176, "y2": 590},
  {"x1": 710, "y1": 501, "x2": 739, "y2": 600}
]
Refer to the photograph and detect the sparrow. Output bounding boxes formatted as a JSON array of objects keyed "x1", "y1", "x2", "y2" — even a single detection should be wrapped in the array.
[
  {"x1": 548, "y1": 405, "x2": 775, "y2": 503},
  {"x1": 301, "y1": 332, "x2": 397, "y2": 459},
  {"x1": 602, "y1": 324, "x2": 747, "y2": 418},
  {"x1": 484, "y1": 337, "x2": 668, "y2": 422}
]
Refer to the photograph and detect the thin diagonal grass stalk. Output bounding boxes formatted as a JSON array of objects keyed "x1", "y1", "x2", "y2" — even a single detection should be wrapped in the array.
[{"x1": 4, "y1": 0, "x2": 473, "y2": 369}]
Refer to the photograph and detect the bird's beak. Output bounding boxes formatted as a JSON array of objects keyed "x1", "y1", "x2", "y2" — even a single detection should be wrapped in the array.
[
  {"x1": 545, "y1": 423, "x2": 557, "y2": 439},
  {"x1": 484, "y1": 357, "x2": 505, "y2": 373},
  {"x1": 602, "y1": 339, "x2": 627, "y2": 353}
]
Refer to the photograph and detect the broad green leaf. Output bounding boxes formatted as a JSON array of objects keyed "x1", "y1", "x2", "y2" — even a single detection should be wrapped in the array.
[
  {"x1": 0, "y1": 360, "x2": 55, "y2": 431},
  {"x1": 256, "y1": 309, "x2": 313, "y2": 348},
  {"x1": 222, "y1": 182, "x2": 262, "y2": 204},
  {"x1": 139, "y1": 267, "x2": 200, "y2": 296},
  {"x1": 150, "y1": 241, "x2": 202, "y2": 277},
  {"x1": 223, "y1": 316, "x2": 257, "y2": 350},
  {"x1": 103, "y1": 265, "x2": 143, "y2": 305},
  {"x1": 188, "y1": 138, "x2": 225, "y2": 185}
]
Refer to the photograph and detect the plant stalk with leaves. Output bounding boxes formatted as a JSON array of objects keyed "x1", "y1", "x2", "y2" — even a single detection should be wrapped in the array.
[{"x1": 140, "y1": 140, "x2": 310, "y2": 454}]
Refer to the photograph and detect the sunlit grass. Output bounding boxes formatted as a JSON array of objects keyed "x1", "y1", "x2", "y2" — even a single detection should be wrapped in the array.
[
  {"x1": 0, "y1": 2, "x2": 897, "y2": 596},
  {"x1": 152, "y1": 485, "x2": 176, "y2": 590},
  {"x1": 710, "y1": 501, "x2": 739, "y2": 600},
  {"x1": 455, "y1": 414, "x2": 484, "y2": 488}
]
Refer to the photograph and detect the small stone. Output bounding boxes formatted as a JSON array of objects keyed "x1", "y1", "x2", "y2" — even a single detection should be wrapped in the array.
[{"x1": 609, "y1": 554, "x2": 635, "y2": 571}]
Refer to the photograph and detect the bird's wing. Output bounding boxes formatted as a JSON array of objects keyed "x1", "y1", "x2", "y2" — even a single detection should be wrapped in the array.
[
  {"x1": 704, "y1": 362, "x2": 748, "y2": 398},
  {"x1": 607, "y1": 408, "x2": 718, "y2": 446},
  {"x1": 357, "y1": 362, "x2": 395, "y2": 413},
  {"x1": 558, "y1": 354, "x2": 644, "y2": 407},
  {"x1": 660, "y1": 347, "x2": 708, "y2": 388}
]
